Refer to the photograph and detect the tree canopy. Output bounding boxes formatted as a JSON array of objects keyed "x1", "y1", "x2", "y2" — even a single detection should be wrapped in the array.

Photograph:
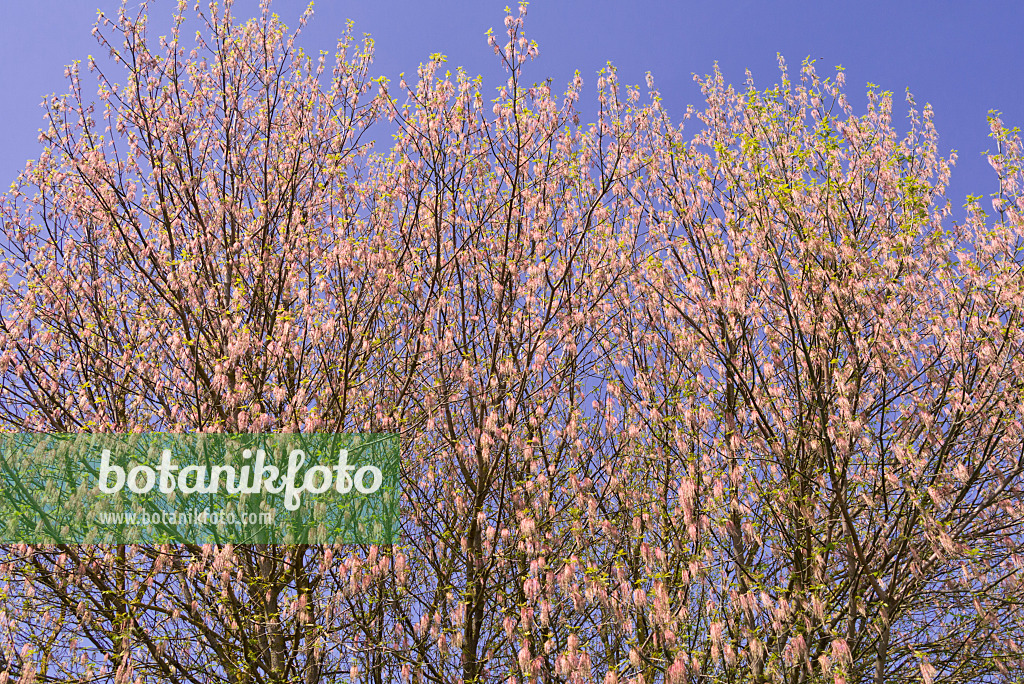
[{"x1": 1, "y1": 2, "x2": 1023, "y2": 683}]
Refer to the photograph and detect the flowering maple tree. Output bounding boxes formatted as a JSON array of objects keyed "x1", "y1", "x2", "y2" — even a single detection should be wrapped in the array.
[{"x1": 1, "y1": 1, "x2": 1023, "y2": 683}]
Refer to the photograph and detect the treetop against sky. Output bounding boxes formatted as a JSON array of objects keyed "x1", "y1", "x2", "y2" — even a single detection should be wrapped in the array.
[
  {"x1": 2, "y1": 0, "x2": 1023, "y2": 213},
  {"x1": 0, "y1": 2, "x2": 1022, "y2": 683}
]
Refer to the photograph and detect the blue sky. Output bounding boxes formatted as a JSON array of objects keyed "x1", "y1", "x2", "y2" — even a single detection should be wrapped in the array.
[{"x1": 2, "y1": 0, "x2": 1023, "y2": 214}]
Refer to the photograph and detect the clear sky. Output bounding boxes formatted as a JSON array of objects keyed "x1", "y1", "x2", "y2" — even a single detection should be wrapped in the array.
[{"x1": 2, "y1": 0, "x2": 1023, "y2": 215}]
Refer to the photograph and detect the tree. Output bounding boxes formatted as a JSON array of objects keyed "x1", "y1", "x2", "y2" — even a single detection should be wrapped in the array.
[{"x1": 1, "y1": 1, "x2": 1022, "y2": 683}]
